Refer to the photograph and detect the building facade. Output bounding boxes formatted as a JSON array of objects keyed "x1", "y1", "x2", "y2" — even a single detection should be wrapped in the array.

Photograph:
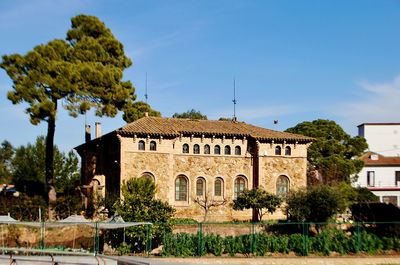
[
  {"x1": 75, "y1": 116, "x2": 313, "y2": 221},
  {"x1": 358, "y1": 123, "x2": 400, "y2": 157},
  {"x1": 355, "y1": 123, "x2": 400, "y2": 206}
]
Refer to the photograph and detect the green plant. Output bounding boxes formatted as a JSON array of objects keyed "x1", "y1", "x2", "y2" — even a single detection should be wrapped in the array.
[
  {"x1": 204, "y1": 234, "x2": 224, "y2": 256},
  {"x1": 117, "y1": 242, "x2": 132, "y2": 255}
]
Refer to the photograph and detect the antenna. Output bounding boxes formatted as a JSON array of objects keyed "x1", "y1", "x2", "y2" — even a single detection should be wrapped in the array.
[
  {"x1": 145, "y1": 72, "x2": 148, "y2": 104},
  {"x1": 232, "y1": 77, "x2": 237, "y2": 121}
]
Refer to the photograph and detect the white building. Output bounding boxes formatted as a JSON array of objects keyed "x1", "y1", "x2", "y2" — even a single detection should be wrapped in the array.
[
  {"x1": 358, "y1": 123, "x2": 400, "y2": 157},
  {"x1": 355, "y1": 123, "x2": 400, "y2": 206}
]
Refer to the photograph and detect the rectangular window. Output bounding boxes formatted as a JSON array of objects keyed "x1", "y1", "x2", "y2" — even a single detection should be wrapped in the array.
[
  {"x1": 367, "y1": 171, "x2": 375, "y2": 187},
  {"x1": 396, "y1": 171, "x2": 400, "y2": 186},
  {"x1": 382, "y1": 196, "x2": 398, "y2": 206}
]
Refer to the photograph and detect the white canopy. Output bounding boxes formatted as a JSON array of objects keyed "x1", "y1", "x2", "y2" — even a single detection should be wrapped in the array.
[{"x1": 0, "y1": 214, "x2": 151, "y2": 229}]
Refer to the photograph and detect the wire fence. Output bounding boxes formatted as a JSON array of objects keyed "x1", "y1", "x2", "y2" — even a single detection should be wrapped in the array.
[
  {"x1": 0, "y1": 221, "x2": 399, "y2": 257},
  {"x1": 161, "y1": 221, "x2": 400, "y2": 257}
]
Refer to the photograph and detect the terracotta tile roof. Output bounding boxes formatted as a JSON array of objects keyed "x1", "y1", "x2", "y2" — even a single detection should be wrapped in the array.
[
  {"x1": 360, "y1": 151, "x2": 400, "y2": 166},
  {"x1": 117, "y1": 116, "x2": 314, "y2": 142}
]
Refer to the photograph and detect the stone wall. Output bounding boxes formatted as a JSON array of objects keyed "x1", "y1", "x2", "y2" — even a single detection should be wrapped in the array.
[{"x1": 119, "y1": 135, "x2": 309, "y2": 222}]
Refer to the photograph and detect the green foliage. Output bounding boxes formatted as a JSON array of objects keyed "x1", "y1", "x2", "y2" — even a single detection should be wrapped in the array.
[
  {"x1": 0, "y1": 194, "x2": 47, "y2": 221},
  {"x1": 204, "y1": 234, "x2": 224, "y2": 256},
  {"x1": 286, "y1": 185, "x2": 344, "y2": 223},
  {"x1": 11, "y1": 136, "x2": 80, "y2": 197},
  {"x1": 330, "y1": 182, "x2": 379, "y2": 211},
  {"x1": 1, "y1": 14, "x2": 157, "y2": 200},
  {"x1": 54, "y1": 150, "x2": 81, "y2": 195},
  {"x1": 12, "y1": 136, "x2": 49, "y2": 196},
  {"x1": 162, "y1": 232, "x2": 198, "y2": 257},
  {"x1": 353, "y1": 187, "x2": 379, "y2": 203},
  {"x1": 116, "y1": 242, "x2": 132, "y2": 256},
  {"x1": 232, "y1": 188, "x2": 282, "y2": 221},
  {"x1": 112, "y1": 177, "x2": 175, "y2": 252},
  {"x1": 0, "y1": 140, "x2": 14, "y2": 183},
  {"x1": 161, "y1": 227, "x2": 399, "y2": 257},
  {"x1": 172, "y1": 109, "x2": 207, "y2": 120},
  {"x1": 123, "y1": 101, "x2": 161, "y2": 123},
  {"x1": 285, "y1": 119, "x2": 368, "y2": 184},
  {"x1": 52, "y1": 195, "x2": 83, "y2": 220}
]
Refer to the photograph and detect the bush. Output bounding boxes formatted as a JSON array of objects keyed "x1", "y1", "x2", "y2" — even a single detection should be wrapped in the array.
[
  {"x1": 52, "y1": 195, "x2": 82, "y2": 220},
  {"x1": 160, "y1": 227, "x2": 399, "y2": 257},
  {"x1": 0, "y1": 194, "x2": 47, "y2": 221},
  {"x1": 204, "y1": 234, "x2": 223, "y2": 256}
]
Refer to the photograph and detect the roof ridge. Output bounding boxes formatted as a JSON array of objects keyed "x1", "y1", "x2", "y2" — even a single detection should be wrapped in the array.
[{"x1": 117, "y1": 116, "x2": 313, "y2": 142}]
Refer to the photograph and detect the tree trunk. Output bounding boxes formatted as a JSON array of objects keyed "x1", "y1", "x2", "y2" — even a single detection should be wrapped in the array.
[{"x1": 46, "y1": 98, "x2": 57, "y2": 217}]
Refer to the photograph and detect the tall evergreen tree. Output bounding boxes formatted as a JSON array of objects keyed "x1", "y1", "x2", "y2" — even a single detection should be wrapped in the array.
[
  {"x1": 286, "y1": 119, "x2": 368, "y2": 184},
  {"x1": 0, "y1": 15, "x2": 158, "y2": 202}
]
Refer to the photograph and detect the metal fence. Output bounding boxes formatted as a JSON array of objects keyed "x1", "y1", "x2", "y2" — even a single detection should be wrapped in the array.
[
  {"x1": 0, "y1": 221, "x2": 399, "y2": 257},
  {"x1": 161, "y1": 221, "x2": 400, "y2": 256}
]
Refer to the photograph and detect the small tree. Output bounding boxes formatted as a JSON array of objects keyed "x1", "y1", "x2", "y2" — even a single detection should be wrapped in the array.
[
  {"x1": 286, "y1": 185, "x2": 344, "y2": 223},
  {"x1": 232, "y1": 188, "x2": 282, "y2": 221},
  {"x1": 113, "y1": 177, "x2": 175, "y2": 252},
  {"x1": 194, "y1": 195, "x2": 227, "y2": 222}
]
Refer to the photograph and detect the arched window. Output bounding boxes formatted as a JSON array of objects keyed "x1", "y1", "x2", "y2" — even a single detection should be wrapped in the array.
[
  {"x1": 276, "y1": 175, "x2": 289, "y2": 198},
  {"x1": 150, "y1": 141, "x2": 157, "y2": 151},
  {"x1": 196, "y1": 177, "x2": 205, "y2": 196},
  {"x1": 175, "y1": 175, "x2": 188, "y2": 201},
  {"x1": 285, "y1": 146, "x2": 291, "y2": 156},
  {"x1": 235, "y1": 146, "x2": 241, "y2": 155},
  {"x1": 224, "y1": 145, "x2": 231, "y2": 155},
  {"x1": 138, "y1": 140, "x2": 145, "y2": 151},
  {"x1": 193, "y1": 144, "x2": 200, "y2": 154},
  {"x1": 214, "y1": 145, "x2": 221, "y2": 155},
  {"x1": 234, "y1": 176, "x2": 247, "y2": 199},
  {"x1": 204, "y1": 144, "x2": 210, "y2": 154},
  {"x1": 214, "y1": 177, "x2": 224, "y2": 196},
  {"x1": 275, "y1": 146, "x2": 282, "y2": 155},
  {"x1": 141, "y1": 172, "x2": 155, "y2": 182},
  {"x1": 182, "y1": 144, "x2": 189, "y2": 154}
]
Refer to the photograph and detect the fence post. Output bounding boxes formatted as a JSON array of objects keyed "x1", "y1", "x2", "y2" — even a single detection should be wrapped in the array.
[
  {"x1": 251, "y1": 222, "x2": 256, "y2": 255},
  {"x1": 146, "y1": 224, "x2": 152, "y2": 256},
  {"x1": 302, "y1": 222, "x2": 309, "y2": 256},
  {"x1": 355, "y1": 222, "x2": 361, "y2": 253},
  {"x1": 40, "y1": 221, "x2": 44, "y2": 249},
  {"x1": 198, "y1": 222, "x2": 203, "y2": 256},
  {"x1": 94, "y1": 222, "x2": 99, "y2": 255}
]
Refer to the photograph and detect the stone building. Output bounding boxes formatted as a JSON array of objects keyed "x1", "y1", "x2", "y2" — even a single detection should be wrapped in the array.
[{"x1": 75, "y1": 116, "x2": 313, "y2": 221}]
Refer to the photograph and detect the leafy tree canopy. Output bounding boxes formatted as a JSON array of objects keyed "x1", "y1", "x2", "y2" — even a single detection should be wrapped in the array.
[
  {"x1": 116, "y1": 177, "x2": 175, "y2": 223},
  {"x1": 232, "y1": 188, "x2": 282, "y2": 221},
  {"x1": 172, "y1": 109, "x2": 207, "y2": 120},
  {"x1": 332, "y1": 182, "x2": 379, "y2": 210},
  {"x1": 285, "y1": 119, "x2": 368, "y2": 184},
  {"x1": 0, "y1": 15, "x2": 158, "y2": 201},
  {"x1": 0, "y1": 140, "x2": 14, "y2": 183},
  {"x1": 11, "y1": 136, "x2": 80, "y2": 197},
  {"x1": 123, "y1": 101, "x2": 161, "y2": 123},
  {"x1": 285, "y1": 185, "x2": 344, "y2": 223},
  {"x1": 114, "y1": 177, "x2": 175, "y2": 251}
]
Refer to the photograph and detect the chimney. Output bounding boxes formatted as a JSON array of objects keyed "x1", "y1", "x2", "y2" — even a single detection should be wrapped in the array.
[
  {"x1": 95, "y1": 122, "x2": 102, "y2": 138},
  {"x1": 144, "y1": 112, "x2": 149, "y2": 117},
  {"x1": 85, "y1": 125, "x2": 91, "y2": 143}
]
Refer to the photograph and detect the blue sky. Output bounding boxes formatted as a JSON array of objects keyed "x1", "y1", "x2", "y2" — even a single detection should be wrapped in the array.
[{"x1": 1, "y1": 0, "x2": 400, "y2": 152}]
